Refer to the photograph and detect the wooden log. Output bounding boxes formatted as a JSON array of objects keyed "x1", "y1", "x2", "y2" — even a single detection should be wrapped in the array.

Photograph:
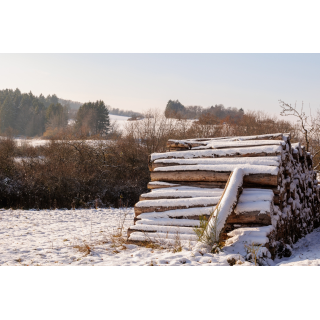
[
  {"x1": 166, "y1": 141, "x2": 206, "y2": 149},
  {"x1": 210, "y1": 142, "x2": 287, "y2": 151},
  {"x1": 134, "y1": 214, "x2": 210, "y2": 224},
  {"x1": 151, "y1": 157, "x2": 281, "y2": 171},
  {"x1": 140, "y1": 195, "x2": 190, "y2": 201},
  {"x1": 128, "y1": 225, "x2": 196, "y2": 237},
  {"x1": 150, "y1": 170, "x2": 279, "y2": 186},
  {"x1": 166, "y1": 141, "x2": 189, "y2": 148},
  {"x1": 226, "y1": 211, "x2": 271, "y2": 225},
  {"x1": 133, "y1": 217, "x2": 200, "y2": 227},
  {"x1": 129, "y1": 231, "x2": 198, "y2": 242},
  {"x1": 167, "y1": 147, "x2": 189, "y2": 152},
  {"x1": 174, "y1": 140, "x2": 287, "y2": 151},
  {"x1": 149, "y1": 147, "x2": 284, "y2": 164},
  {"x1": 140, "y1": 190, "x2": 223, "y2": 201},
  {"x1": 166, "y1": 134, "x2": 289, "y2": 149},
  {"x1": 148, "y1": 180, "x2": 281, "y2": 194},
  {"x1": 147, "y1": 181, "x2": 226, "y2": 189},
  {"x1": 134, "y1": 203, "x2": 217, "y2": 216}
]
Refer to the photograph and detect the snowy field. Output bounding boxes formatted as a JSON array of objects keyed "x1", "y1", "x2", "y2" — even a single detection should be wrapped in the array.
[
  {"x1": 109, "y1": 114, "x2": 131, "y2": 129},
  {"x1": 0, "y1": 207, "x2": 319, "y2": 266},
  {"x1": 12, "y1": 114, "x2": 131, "y2": 147}
]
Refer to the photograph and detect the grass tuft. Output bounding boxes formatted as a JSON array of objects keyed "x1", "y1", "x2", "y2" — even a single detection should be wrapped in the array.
[{"x1": 193, "y1": 206, "x2": 224, "y2": 253}]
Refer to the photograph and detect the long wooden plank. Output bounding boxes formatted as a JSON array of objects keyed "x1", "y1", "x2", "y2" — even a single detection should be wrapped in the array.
[
  {"x1": 167, "y1": 147, "x2": 189, "y2": 152},
  {"x1": 166, "y1": 141, "x2": 206, "y2": 149},
  {"x1": 140, "y1": 192, "x2": 222, "y2": 201},
  {"x1": 134, "y1": 215, "x2": 210, "y2": 225},
  {"x1": 150, "y1": 170, "x2": 279, "y2": 186},
  {"x1": 166, "y1": 134, "x2": 288, "y2": 149},
  {"x1": 170, "y1": 133, "x2": 288, "y2": 144},
  {"x1": 147, "y1": 181, "x2": 281, "y2": 194},
  {"x1": 127, "y1": 225, "x2": 196, "y2": 238},
  {"x1": 135, "y1": 218, "x2": 200, "y2": 227},
  {"x1": 166, "y1": 139, "x2": 286, "y2": 151},
  {"x1": 134, "y1": 203, "x2": 217, "y2": 216},
  {"x1": 140, "y1": 195, "x2": 213, "y2": 201},
  {"x1": 198, "y1": 141, "x2": 286, "y2": 151},
  {"x1": 129, "y1": 232, "x2": 198, "y2": 242},
  {"x1": 147, "y1": 181, "x2": 226, "y2": 189},
  {"x1": 140, "y1": 188, "x2": 223, "y2": 201},
  {"x1": 150, "y1": 146, "x2": 284, "y2": 163},
  {"x1": 151, "y1": 157, "x2": 281, "y2": 171}
]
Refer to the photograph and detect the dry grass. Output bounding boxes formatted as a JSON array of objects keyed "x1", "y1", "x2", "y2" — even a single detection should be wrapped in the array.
[
  {"x1": 68, "y1": 206, "x2": 132, "y2": 257},
  {"x1": 126, "y1": 239, "x2": 163, "y2": 250},
  {"x1": 73, "y1": 242, "x2": 92, "y2": 256},
  {"x1": 244, "y1": 243, "x2": 263, "y2": 266},
  {"x1": 172, "y1": 231, "x2": 183, "y2": 253},
  {"x1": 138, "y1": 230, "x2": 184, "y2": 252},
  {"x1": 193, "y1": 207, "x2": 224, "y2": 253}
]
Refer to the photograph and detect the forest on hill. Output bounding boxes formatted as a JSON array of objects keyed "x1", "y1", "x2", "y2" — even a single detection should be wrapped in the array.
[
  {"x1": 165, "y1": 99, "x2": 244, "y2": 123},
  {"x1": 59, "y1": 97, "x2": 143, "y2": 118},
  {"x1": 0, "y1": 89, "x2": 145, "y2": 137},
  {"x1": 0, "y1": 89, "x2": 60, "y2": 136},
  {"x1": 0, "y1": 89, "x2": 110, "y2": 137}
]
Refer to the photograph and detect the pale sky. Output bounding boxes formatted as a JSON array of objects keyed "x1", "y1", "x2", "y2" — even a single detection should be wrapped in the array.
[{"x1": 1, "y1": 53, "x2": 320, "y2": 116}]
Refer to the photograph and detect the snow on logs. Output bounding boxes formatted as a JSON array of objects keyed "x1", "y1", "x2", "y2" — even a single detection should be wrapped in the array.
[
  {"x1": 151, "y1": 145, "x2": 284, "y2": 162},
  {"x1": 166, "y1": 135, "x2": 287, "y2": 151},
  {"x1": 128, "y1": 133, "x2": 320, "y2": 259},
  {"x1": 139, "y1": 187, "x2": 223, "y2": 200},
  {"x1": 134, "y1": 197, "x2": 221, "y2": 215},
  {"x1": 205, "y1": 168, "x2": 244, "y2": 241},
  {"x1": 151, "y1": 156, "x2": 281, "y2": 170}
]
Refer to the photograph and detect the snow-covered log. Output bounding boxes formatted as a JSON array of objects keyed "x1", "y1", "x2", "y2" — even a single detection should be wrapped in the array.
[{"x1": 150, "y1": 169, "x2": 279, "y2": 186}]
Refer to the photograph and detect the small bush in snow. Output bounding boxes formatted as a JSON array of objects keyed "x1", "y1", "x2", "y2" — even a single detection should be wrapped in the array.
[{"x1": 193, "y1": 206, "x2": 223, "y2": 253}]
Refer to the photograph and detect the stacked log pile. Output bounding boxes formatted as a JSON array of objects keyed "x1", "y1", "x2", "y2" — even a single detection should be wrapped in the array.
[{"x1": 127, "y1": 133, "x2": 320, "y2": 259}]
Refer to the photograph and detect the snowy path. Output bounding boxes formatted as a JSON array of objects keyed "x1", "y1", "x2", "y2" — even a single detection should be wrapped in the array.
[{"x1": 1, "y1": 208, "x2": 319, "y2": 266}]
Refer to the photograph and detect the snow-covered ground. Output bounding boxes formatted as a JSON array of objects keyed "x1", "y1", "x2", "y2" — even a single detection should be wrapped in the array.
[
  {"x1": 0, "y1": 208, "x2": 247, "y2": 266},
  {"x1": 1, "y1": 207, "x2": 319, "y2": 266},
  {"x1": 109, "y1": 114, "x2": 131, "y2": 130},
  {"x1": 275, "y1": 228, "x2": 320, "y2": 266}
]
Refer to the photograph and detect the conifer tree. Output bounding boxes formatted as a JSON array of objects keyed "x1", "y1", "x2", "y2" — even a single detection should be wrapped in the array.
[
  {"x1": 165, "y1": 99, "x2": 186, "y2": 118},
  {"x1": 76, "y1": 100, "x2": 110, "y2": 136}
]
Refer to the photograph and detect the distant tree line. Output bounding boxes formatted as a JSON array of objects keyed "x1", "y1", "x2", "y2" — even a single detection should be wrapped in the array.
[
  {"x1": 58, "y1": 98, "x2": 82, "y2": 110},
  {"x1": 165, "y1": 99, "x2": 244, "y2": 123},
  {"x1": 58, "y1": 98, "x2": 143, "y2": 119},
  {"x1": 0, "y1": 89, "x2": 110, "y2": 137},
  {"x1": 108, "y1": 107, "x2": 143, "y2": 118}
]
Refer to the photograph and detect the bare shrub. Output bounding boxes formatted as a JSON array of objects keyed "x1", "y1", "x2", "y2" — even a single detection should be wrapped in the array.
[
  {"x1": 279, "y1": 100, "x2": 320, "y2": 170},
  {"x1": 0, "y1": 135, "x2": 150, "y2": 209}
]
